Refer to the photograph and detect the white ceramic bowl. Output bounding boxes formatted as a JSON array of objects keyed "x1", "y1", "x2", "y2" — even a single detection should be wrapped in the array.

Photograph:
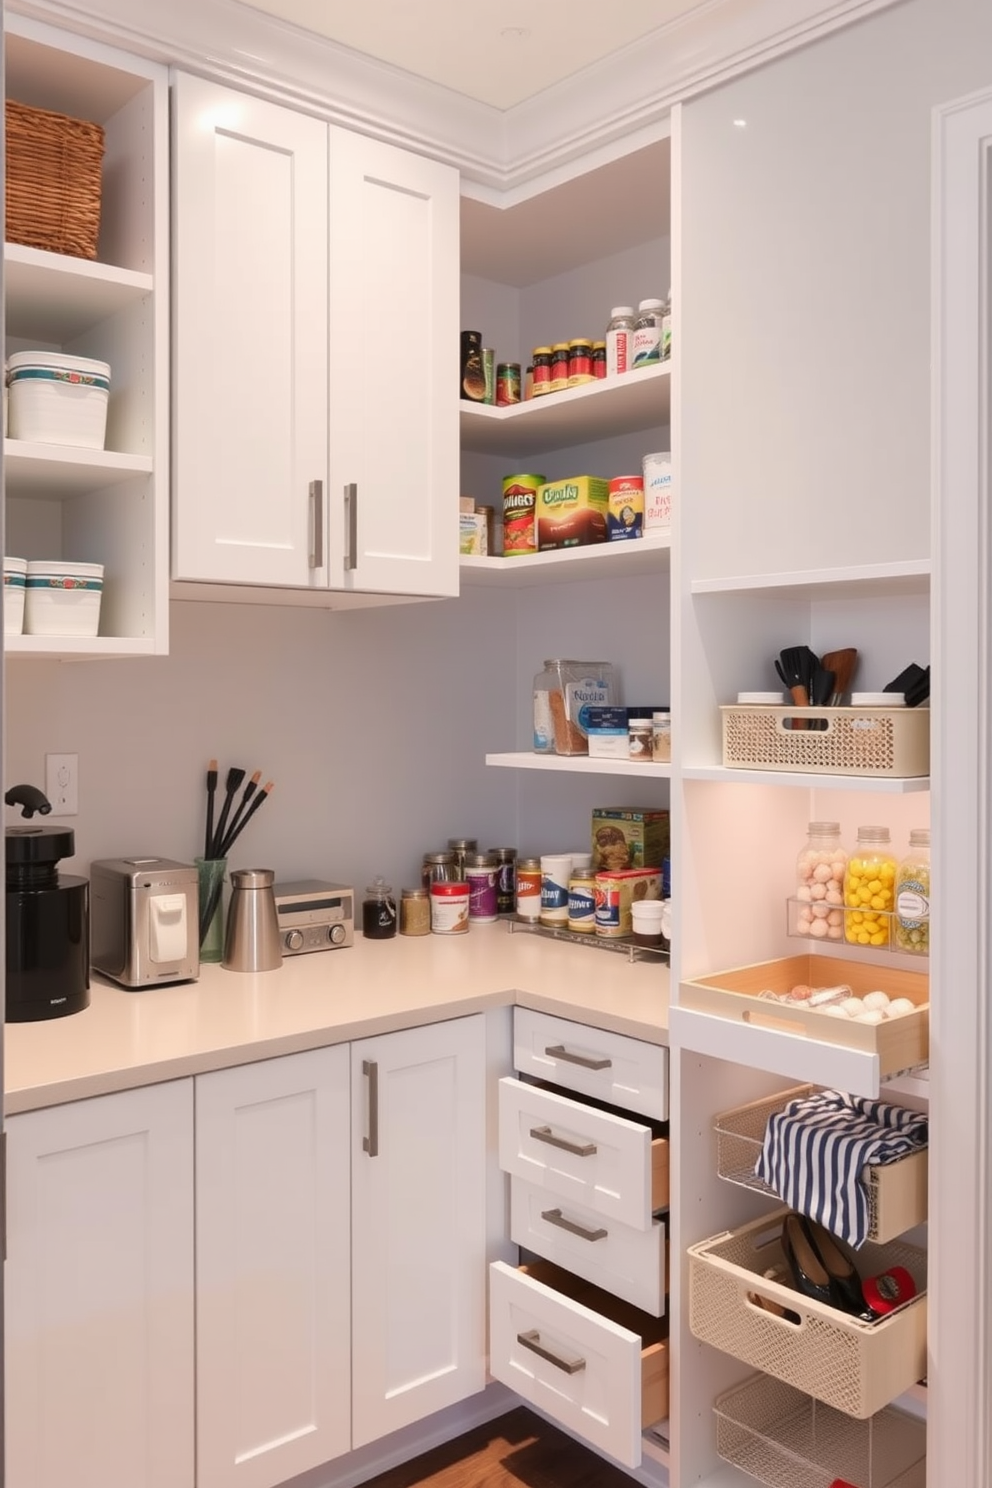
[
  {"x1": 24, "y1": 560, "x2": 104, "y2": 638},
  {"x1": 4, "y1": 556, "x2": 27, "y2": 636},
  {"x1": 7, "y1": 351, "x2": 111, "y2": 450}
]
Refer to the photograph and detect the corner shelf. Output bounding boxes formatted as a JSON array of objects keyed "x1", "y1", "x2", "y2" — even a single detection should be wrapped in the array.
[
  {"x1": 461, "y1": 531, "x2": 670, "y2": 586},
  {"x1": 690, "y1": 558, "x2": 930, "y2": 600},
  {"x1": 486, "y1": 752, "x2": 671, "y2": 778},
  {"x1": 460, "y1": 362, "x2": 671, "y2": 457},
  {"x1": 682, "y1": 764, "x2": 930, "y2": 793}
]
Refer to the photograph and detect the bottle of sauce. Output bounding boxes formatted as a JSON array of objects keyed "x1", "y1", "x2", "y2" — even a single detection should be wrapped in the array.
[
  {"x1": 362, "y1": 876, "x2": 397, "y2": 939},
  {"x1": 605, "y1": 306, "x2": 635, "y2": 377}
]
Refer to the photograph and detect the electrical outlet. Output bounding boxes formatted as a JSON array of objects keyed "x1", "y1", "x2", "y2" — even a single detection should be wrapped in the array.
[{"x1": 45, "y1": 753, "x2": 79, "y2": 816}]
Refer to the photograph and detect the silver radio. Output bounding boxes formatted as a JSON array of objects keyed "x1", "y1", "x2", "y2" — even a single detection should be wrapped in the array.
[{"x1": 272, "y1": 879, "x2": 354, "y2": 955}]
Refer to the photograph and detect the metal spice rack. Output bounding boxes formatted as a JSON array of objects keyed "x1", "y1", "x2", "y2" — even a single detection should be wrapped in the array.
[{"x1": 504, "y1": 914, "x2": 669, "y2": 964}]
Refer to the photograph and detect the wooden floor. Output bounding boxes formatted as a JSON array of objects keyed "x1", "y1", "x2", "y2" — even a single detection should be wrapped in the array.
[{"x1": 359, "y1": 1408, "x2": 636, "y2": 1488}]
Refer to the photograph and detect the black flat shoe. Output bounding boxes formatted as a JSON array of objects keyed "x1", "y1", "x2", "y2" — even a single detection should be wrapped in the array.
[{"x1": 781, "y1": 1212, "x2": 871, "y2": 1319}]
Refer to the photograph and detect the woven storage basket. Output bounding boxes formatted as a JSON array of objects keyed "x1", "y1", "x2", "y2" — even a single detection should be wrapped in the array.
[
  {"x1": 714, "y1": 1373, "x2": 926, "y2": 1488},
  {"x1": 5, "y1": 99, "x2": 105, "y2": 260},
  {"x1": 720, "y1": 705, "x2": 930, "y2": 777},
  {"x1": 688, "y1": 1209, "x2": 927, "y2": 1418}
]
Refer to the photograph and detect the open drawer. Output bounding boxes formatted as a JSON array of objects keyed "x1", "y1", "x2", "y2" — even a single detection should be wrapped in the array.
[
  {"x1": 509, "y1": 1175, "x2": 669, "y2": 1316},
  {"x1": 489, "y1": 1258, "x2": 668, "y2": 1469},
  {"x1": 498, "y1": 1076, "x2": 669, "y2": 1230}
]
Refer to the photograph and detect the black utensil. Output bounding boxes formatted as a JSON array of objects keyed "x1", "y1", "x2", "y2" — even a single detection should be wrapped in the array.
[
  {"x1": 777, "y1": 645, "x2": 819, "y2": 728},
  {"x1": 222, "y1": 780, "x2": 274, "y2": 855},
  {"x1": 210, "y1": 766, "x2": 245, "y2": 859},
  {"x1": 885, "y1": 663, "x2": 930, "y2": 707},
  {"x1": 218, "y1": 770, "x2": 261, "y2": 858},
  {"x1": 821, "y1": 647, "x2": 859, "y2": 706},
  {"x1": 810, "y1": 663, "x2": 836, "y2": 707},
  {"x1": 203, "y1": 758, "x2": 218, "y2": 859}
]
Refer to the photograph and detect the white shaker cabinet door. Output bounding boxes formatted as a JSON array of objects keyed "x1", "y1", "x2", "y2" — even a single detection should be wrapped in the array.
[
  {"x1": 327, "y1": 127, "x2": 459, "y2": 598},
  {"x1": 350, "y1": 1015, "x2": 487, "y2": 1447},
  {"x1": 194, "y1": 1045, "x2": 351, "y2": 1488},
  {"x1": 5, "y1": 1080, "x2": 195, "y2": 1488},
  {"x1": 172, "y1": 72, "x2": 330, "y2": 586}
]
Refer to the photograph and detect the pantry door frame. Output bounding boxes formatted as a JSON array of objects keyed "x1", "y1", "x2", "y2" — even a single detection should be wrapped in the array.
[{"x1": 931, "y1": 82, "x2": 992, "y2": 1488}]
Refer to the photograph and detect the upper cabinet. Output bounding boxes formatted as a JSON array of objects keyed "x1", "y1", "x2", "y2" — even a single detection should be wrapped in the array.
[
  {"x1": 171, "y1": 73, "x2": 460, "y2": 603},
  {"x1": 4, "y1": 15, "x2": 170, "y2": 658}
]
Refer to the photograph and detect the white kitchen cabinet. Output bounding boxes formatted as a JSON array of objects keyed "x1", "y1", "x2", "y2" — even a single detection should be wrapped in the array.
[
  {"x1": 171, "y1": 72, "x2": 459, "y2": 601},
  {"x1": 5, "y1": 1080, "x2": 195, "y2": 1488},
  {"x1": 194, "y1": 1046, "x2": 351, "y2": 1488},
  {"x1": 350, "y1": 1015, "x2": 488, "y2": 1447},
  {"x1": 4, "y1": 15, "x2": 170, "y2": 658}
]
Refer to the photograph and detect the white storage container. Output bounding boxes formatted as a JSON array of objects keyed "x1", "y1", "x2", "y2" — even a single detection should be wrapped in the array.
[
  {"x1": 25, "y1": 561, "x2": 104, "y2": 638},
  {"x1": 7, "y1": 351, "x2": 110, "y2": 449},
  {"x1": 4, "y1": 557, "x2": 27, "y2": 635}
]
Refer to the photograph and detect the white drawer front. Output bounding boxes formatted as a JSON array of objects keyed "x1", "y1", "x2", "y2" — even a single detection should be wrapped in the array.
[
  {"x1": 510, "y1": 1175, "x2": 667, "y2": 1317},
  {"x1": 498, "y1": 1077, "x2": 655, "y2": 1232},
  {"x1": 513, "y1": 1009, "x2": 668, "y2": 1120},
  {"x1": 489, "y1": 1261, "x2": 645, "y2": 1469}
]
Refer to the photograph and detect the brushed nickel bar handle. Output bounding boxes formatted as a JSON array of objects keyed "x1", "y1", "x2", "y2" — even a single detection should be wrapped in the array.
[
  {"x1": 517, "y1": 1329, "x2": 586, "y2": 1375},
  {"x1": 308, "y1": 479, "x2": 323, "y2": 569},
  {"x1": 344, "y1": 482, "x2": 358, "y2": 570},
  {"x1": 530, "y1": 1124, "x2": 596, "y2": 1157},
  {"x1": 541, "y1": 1207, "x2": 608, "y2": 1242},
  {"x1": 362, "y1": 1058, "x2": 379, "y2": 1156},
  {"x1": 545, "y1": 1044, "x2": 611, "y2": 1070}
]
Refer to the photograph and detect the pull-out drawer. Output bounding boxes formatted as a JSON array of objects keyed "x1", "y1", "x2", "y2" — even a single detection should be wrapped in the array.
[
  {"x1": 489, "y1": 1258, "x2": 668, "y2": 1469},
  {"x1": 510, "y1": 1175, "x2": 668, "y2": 1316},
  {"x1": 498, "y1": 1076, "x2": 669, "y2": 1230},
  {"x1": 514, "y1": 1009, "x2": 668, "y2": 1120}
]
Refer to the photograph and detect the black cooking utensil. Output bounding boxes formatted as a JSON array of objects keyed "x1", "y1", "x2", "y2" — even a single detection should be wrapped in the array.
[
  {"x1": 810, "y1": 663, "x2": 836, "y2": 707},
  {"x1": 884, "y1": 663, "x2": 930, "y2": 707},
  {"x1": 777, "y1": 645, "x2": 819, "y2": 727},
  {"x1": 218, "y1": 770, "x2": 261, "y2": 858},
  {"x1": 821, "y1": 647, "x2": 859, "y2": 706},
  {"x1": 203, "y1": 758, "x2": 218, "y2": 859},
  {"x1": 222, "y1": 780, "x2": 274, "y2": 855},
  {"x1": 210, "y1": 765, "x2": 245, "y2": 859}
]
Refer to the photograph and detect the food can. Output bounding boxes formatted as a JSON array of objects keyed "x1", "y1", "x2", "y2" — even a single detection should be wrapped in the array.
[
  {"x1": 540, "y1": 853, "x2": 572, "y2": 926},
  {"x1": 430, "y1": 880, "x2": 470, "y2": 934},
  {"x1": 482, "y1": 347, "x2": 496, "y2": 405},
  {"x1": 465, "y1": 853, "x2": 498, "y2": 923},
  {"x1": 567, "y1": 339, "x2": 594, "y2": 387},
  {"x1": 516, "y1": 858, "x2": 542, "y2": 919},
  {"x1": 531, "y1": 347, "x2": 552, "y2": 397},
  {"x1": 567, "y1": 867, "x2": 597, "y2": 933},
  {"x1": 496, "y1": 362, "x2": 521, "y2": 406},
  {"x1": 607, "y1": 475, "x2": 645, "y2": 541},
  {"x1": 550, "y1": 343, "x2": 570, "y2": 394},
  {"x1": 502, "y1": 473, "x2": 545, "y2": 557}
]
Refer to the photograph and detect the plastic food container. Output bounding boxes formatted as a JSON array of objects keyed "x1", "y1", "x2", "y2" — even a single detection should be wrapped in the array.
[
  {"x1": 7, "y1": 351, "x2": 111, "y2": 449},
  {"x1": 24, "y1": 560, "x2": 104, "y2": 637},
  {"x1": 4, "y1": 556, "x2": 27, "y2": 635}
]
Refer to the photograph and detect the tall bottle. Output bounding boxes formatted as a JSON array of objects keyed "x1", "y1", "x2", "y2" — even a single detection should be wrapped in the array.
[
  {"x1": 844, "y1": 825, "x2": 897, "y2": 947},
  {"x1": 605, "y1": 306, "x2": 635, "y2": 377},
  {"x1": 794, "y1": 820, "x2": 846, "y2": 943},
  {"x1": 895, "y1": 828, "x2": 930, "y2": 954},
  {"x1": 660, "y1": 288, "x2": 672, "y2": 361},
  {"x1": 532, "y1": 659, "x2": 558, "y2": 754},
  {"x1": 632, "y1": 298, "x2": 665, "y2": 368}
]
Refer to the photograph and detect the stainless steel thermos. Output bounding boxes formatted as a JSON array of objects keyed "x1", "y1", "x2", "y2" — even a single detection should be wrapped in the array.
[{"x1": 223, "y1": 867, "x2": 282, "y2": 972}]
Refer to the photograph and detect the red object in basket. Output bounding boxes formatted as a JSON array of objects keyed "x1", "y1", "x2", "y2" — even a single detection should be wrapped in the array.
[
  {"x1": 862, "y1": 1265, "x2": 917, "y2": 1316},
  {"x1": 829, "y1": 1480, "x2": 861, "y2": 1488}
]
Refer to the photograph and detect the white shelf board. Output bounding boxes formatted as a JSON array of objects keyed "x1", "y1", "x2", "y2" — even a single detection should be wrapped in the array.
[
  {"x1": 460, "y1": 363, "x2": 671, "y2": 457},
  {"x1": 669, "y1": 1003, "x2": 883, "y2": 1099},
  {"x1": 5, "y1": 442, "x2": 153, "y2": 496},
  {"x1": 883, "y1": 1067, "x2": 930, "y2": 1099},
  {"x1": 486, "y1": 752, "x2": 672, "y2": 778},
  {"x1": 5, "y1": 635, "x2": 159, "y2": 659},
  {"x1": 5, "y1": 243, "x2": 153, "y2": 341},
  {"x1": 690, "y1": 558, "x2": 930, "y2": 601},
  {"x1": 682, "y1": 764, "x2": 931, "y2": 792},
  {"x1": 461, "y1": 532, "x2": 671, "y2": 586}
]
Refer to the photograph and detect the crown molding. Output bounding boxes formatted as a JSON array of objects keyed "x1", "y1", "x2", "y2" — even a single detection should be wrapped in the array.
[{"x1": 9, "y1": 0, "x2": 902, "y2": 196}]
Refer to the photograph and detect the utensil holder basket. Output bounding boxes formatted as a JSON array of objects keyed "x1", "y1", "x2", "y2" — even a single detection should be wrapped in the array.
[
  {"x1": 713, "y1": 1087, "x2": 928, "y2": 1243},
  {"x1": 5, "y1": 99, "x2": 105, "y2": 260},
  {"x1": 688, "y1": 1209, "x2": 927, "y2": 1418},
  {"x1": 720, "y1": 705, "x2": 930, "y2": 777}
]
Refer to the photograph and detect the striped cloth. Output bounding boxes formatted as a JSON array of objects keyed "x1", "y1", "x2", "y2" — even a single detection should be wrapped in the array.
[{"x1": 755, "y1": 1089, "x2": 928, "y2": 1249}]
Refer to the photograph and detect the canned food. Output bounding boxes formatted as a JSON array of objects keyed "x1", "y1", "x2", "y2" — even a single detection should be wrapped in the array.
[
  {"x1": 482, "y1": 348, "x2": 496, "y2": 405},
  {"x1": 531, "y1": 347, "x2": 552, "y2": 397},
  {"x1": 490, "y1": 848, "x2": 517, "y2": 915},
  {"x1": 567, "y1": 339, "x2": 594, "y2": 387},
  {"x1": 430, "y1": 880, "x2": 470, "y2": 934},
  {"x1": 567, "y1": 867, "x2": 597, "y2": 932},
  {"x1": 465, "y1": 853, "x2": 498, "y2": 923},
  {"x1": 550, "y1": 343, "x2": 570, "y2": 394},
  {"x1": 502, "y1": 473, "x2": 545, "y2": 557},
  {"x1": 516, "y1": 858, "x2": 542, "y2": 919},
  {"x1": 540, "y1": 853, "x2": 572, "y2": 926},
  {"x1": 496, "y1": 362, "x2": 521, "y2": 406}
]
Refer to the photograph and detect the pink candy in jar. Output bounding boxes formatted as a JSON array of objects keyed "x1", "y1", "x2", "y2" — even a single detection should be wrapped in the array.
[{"x1": 794, "y1": 821, "x2": 847, "y2": 942}]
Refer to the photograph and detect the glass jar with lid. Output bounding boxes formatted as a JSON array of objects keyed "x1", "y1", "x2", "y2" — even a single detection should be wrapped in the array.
[
  {"x1": 795, "y1": 821, "x2": 847, "y2": 943},
  {"x1": 421, "y1": 851, "x2": 460, "y2": 889},
  {"x1": 399, "y1": 887, "x2": 431, "y2": 936},
  {"x1": 844, "y1": 826, "x2": 897, "y2": 947},
  {"x1": 895, "y1": 828, "x2": 930, "y2": 954},
  {"x1": 362, "y1": 876, "x2": 397, "y2": 939}
]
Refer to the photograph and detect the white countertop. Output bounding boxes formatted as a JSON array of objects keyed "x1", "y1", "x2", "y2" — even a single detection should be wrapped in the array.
[{"x1": 4, "y1": 922, "x2": 669, "y2": 1114}]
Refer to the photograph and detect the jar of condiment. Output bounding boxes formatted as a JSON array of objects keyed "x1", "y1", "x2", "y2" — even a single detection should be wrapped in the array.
[
  {"x1": 844, "y1": 826, "x2": 897, "y2": 947},
  {"x1": 592, "y1": 340, "x2": 607, "y2": 378},
  {"x1": 400, "y1": 887, "x2": 431, "y2": 936},
  {"x1": 516, "y1": 858, "x2": 542, "y2": 920},
  {"x1": 464, "y1": 853, "x2": 498, "y2": 923},
  {"x1": 531, "y1": 347, "x2": 552, "y2": 397},
  {"x1": 651, "y1": 710, "x2": 672, "y2": 762},
  {"x1": 632, "y1": 298, "x2": 664, "y2": 368},
  {"x1": 447, "y1": 837, "x2": 478, "y2": 878},
  {"x1": 795, "y1": 821, "x2": 846, "y2": 943},
  {"x1": 362, "y1": 876, "x2": 397, "y2": 939},
  {"x1": 628, "y1": 717, "x2": 654, "y2": 762},
  {"x1": 567, "y1": 339, "x2": 593, "y2": 386},
  {"x1": 895, "y1": 828, "x2": 930, "y2": 955},
  {"x1": 422, "y1": 851, "x2": 459, "y2": 889},
  {"x1": 606, "y1": 306, "x2": 634, "y2": 377},
  {"x1": 567, "y1": 865, "x2": 597, "y2": 933},
  {"x1": 489, "y1": 847, "x2": 517, "y2": 915},
  {"x1": 549, "y1": 343, "x2": 570, "y2": 393},
  {"x1": 430, "y1": 880, "x2": 469, "y2": 934}
]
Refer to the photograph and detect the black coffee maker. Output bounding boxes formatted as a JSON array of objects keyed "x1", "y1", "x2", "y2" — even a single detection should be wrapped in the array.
[{"x1": 6, "y1": 784, "x2": 90, "y2": 1022}]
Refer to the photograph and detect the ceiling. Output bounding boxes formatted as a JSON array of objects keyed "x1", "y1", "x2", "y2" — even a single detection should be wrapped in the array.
[{"x1": 230, "y1": 0, "x2": 713, "y2": 109}]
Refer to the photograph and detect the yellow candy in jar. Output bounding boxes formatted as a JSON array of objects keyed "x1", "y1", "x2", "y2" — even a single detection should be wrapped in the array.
[
  {"x1": 844, "y1": 827, "x2": 896, "y2": 946},
  {"x1": 895, "y1": 828, "x2": 931, "y2": 955}
]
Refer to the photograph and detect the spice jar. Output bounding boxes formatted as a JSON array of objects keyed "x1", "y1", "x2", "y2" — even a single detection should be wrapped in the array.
[
  {"x1": 430, "y1": 880, "x2": 469, "y2": 934},
  {"x1": 651, "y1": 710, "x2": 672, "y2": 762},
  {"x1": 399, "y1": 887, "x2": 431, "y2": 936},
  {"x1": 628, "y1": 716, "x2": 653, "y2": 762},
  {"x1": 844, "y1": 826, "x2": 897, "y2": 947},
  {"x1": 422, "y1": 851, "x2": 459, "y2": 889},
  {"x1": 795, "y1": 821, "x2": 847, "y2": 943},
  {"x1": 362, "y1": 876, "x2": 397, "y2": 939},
  {"x1": 895, "y1": 829, "x2": 930, "y2": 955},
  {"x1": 464, "y1": 853, "x2": 498, "y2": 924},
  {"x1": 447, "y1": 838, "x2": 478, "y2": 878},
  {"x1": 516, "y1": 858, "x2": 542, "y2": 920},
  {"x1": 567, "y1": 865, "x2": 597, "y2": 933}
]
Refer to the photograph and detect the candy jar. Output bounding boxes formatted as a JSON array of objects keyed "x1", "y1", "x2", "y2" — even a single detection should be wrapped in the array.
[
  {"x1": 794, "y1": 821, "x2": 847, "y2": 942},
  {"x1": 844, "y1": 826, "x2": 897, "y2": 947},
  {"x1": 895, "y1": 828, "x2": 931, "y2": 954}
]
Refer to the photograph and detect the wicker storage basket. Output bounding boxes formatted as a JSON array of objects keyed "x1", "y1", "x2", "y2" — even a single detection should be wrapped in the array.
[
  {"x1": 713, "y1": 1086, "x2": 928, "y2": 1244},
  {"x1": 689, "y1": 1209, "x2": 927, "y2": 1418},
  {"x1": 720, "y1": 704, "x2": 930, "y2": 777},
  {"x1": 714, "y1": 1373, "x2": 926, "y2": 1488},
  {"x1": 5, "y1": 99, "x2": 105, "y2": 260}
]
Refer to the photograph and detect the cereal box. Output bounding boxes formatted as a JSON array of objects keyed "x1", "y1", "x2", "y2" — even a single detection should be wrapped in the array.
[
  {"x1": 594, "y1": 867, "x2": 663, "y2": 937},
  {"x1": 536, "y1": 475, "x2": 610, "y2": 551},
  {"x1": 592, "y1": 807, "x2": 670, "y2": 871}
]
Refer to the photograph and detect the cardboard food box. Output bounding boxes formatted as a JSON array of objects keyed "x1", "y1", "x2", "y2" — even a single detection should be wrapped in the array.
[
  {"x1": 594, "y1": 866, "x2": 663, "y2": 936},
  {"x1": 459, "y1": 511, "x2": 488, "y2": 555},
  {"x1": 592, "y1": 807, "x2": 670, "y2": 870},
  {"x1": 537, "y1": 475, "x2": 610, "y2": 551}
]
